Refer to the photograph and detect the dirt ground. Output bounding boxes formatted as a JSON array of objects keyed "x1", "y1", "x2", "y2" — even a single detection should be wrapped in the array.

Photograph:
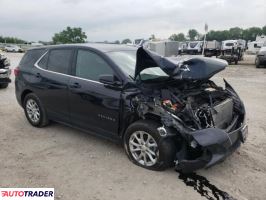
[{"x1": 0, "y1": 52, "x2": 266, "y2": 200}]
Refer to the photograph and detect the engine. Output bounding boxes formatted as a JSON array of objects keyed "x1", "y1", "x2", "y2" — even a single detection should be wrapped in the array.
[{"x1": 133, "y1": 80, "x2": 236, "y2": 131}]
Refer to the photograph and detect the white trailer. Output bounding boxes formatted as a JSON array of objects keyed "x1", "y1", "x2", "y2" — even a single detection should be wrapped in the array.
[
  {"x1": 147, "y1": 41, "x2": 180, "y2": 57},
  {"x1": 203, "y1": 40, "x2": 221, "y2": 57},
  {"x1": 246, "y1": 41, "x2": 264, "y2": 54},
  {"x1": 186, "y1": 41, "x2": 203, "y2": 54}
]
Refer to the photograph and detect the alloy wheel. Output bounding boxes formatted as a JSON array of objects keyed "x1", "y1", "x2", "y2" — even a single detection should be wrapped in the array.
[
  {"x1": 26, "y1": 99, "x2": 41, "y2": 123},
  {"x1": 129, "y1": 131, "x2": 159, "y2": 167}
]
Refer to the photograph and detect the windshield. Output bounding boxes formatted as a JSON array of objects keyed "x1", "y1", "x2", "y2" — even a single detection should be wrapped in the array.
[
  {"x1": 225, "y1": 43, "x2": 234, "y2": 46},
  {"x1": 107, "y1": 50, "x2": 168, "y2": 80}
]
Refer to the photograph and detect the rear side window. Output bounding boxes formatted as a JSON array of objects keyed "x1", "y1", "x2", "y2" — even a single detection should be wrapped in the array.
[
  {"x1": 47, "y1": 49, "x2": 72, "y2": 74},
  {"x1": 38, "y1": 53, "x2": 48, "y2": 69},
  {"x1": 19, "y1": 49, "x2": 46, "y2": 68},
  {"x1": 75, "y1": 50, "x2": 113, "y2": 81}
]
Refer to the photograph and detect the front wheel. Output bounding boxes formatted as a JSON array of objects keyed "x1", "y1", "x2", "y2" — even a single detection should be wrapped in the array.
[
  {"x1": 124, "y1": 120, "x2": 177, "y2": 171},
  {"x1": 23, "y1": 93, "x2": 49, "y2": 127}
]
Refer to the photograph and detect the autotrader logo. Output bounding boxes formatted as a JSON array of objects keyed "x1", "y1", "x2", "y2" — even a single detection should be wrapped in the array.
[{"x1": 0, "y1": 188, "x2": 54, "y2": 200}]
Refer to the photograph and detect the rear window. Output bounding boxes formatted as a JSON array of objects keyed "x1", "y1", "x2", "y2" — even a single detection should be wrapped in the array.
[
  {"x1": 19, "y1": 49, "x2": 46, "y2": 68},
  {"x1": 38, "y1": 53, "x2": 48, "y2": 69},
  {"x1": 47, "y1": 49, "x2": 72, "y2": 74}
]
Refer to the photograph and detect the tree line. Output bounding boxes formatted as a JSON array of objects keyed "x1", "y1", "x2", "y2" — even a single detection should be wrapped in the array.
[
  {"x1": 0, "y1": 36, "x2": 26, "y2": 44},
  {"x1": 1, "y1": 25, "x2": 266, "y2": 45},
  {"x1": 169, "y1": 26, "x2": 266, "y2": 42}
]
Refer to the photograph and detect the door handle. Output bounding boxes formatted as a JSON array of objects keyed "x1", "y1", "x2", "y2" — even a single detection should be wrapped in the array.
[{"x1": 70, "y1": 82, "x2": 81, "y2": 89}]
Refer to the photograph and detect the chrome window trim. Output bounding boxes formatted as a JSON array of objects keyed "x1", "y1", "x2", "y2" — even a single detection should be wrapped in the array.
[{"x1": 34, "y1": 50, "x2": 104, "y2": 85}]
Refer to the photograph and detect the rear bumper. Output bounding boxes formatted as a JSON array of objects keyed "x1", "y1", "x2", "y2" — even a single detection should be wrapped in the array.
[
  {"x1": 218, "y1": 55, "x2": 238, "y2": 62},
  {"x1": 175, "y1": 124, "x2": 248, "y2": 173}
]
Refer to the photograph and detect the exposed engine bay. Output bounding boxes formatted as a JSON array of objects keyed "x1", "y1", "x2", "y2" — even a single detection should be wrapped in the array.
[
  {"x1": 129, "y1": 77, "x2": 246, "y2": 172},
  {"x1": 133, "y1": 79, "x2": 242, "y2": 131}
]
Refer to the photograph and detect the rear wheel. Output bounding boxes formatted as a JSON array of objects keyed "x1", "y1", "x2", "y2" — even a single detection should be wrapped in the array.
[
  {"x1": 124, "y1": 120, "x2": 177, "y2": 171},
  {"x1": 23, "y1": 93, "x2": 49, "y2": 127}
]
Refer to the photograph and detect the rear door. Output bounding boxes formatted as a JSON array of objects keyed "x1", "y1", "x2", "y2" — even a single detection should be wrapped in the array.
[
  {"x1": 34, "y1": 48, "x2": 74, "y2": 122},
  {"x1": 68, "y1": 49, "x2": 121, "y2": 137}
]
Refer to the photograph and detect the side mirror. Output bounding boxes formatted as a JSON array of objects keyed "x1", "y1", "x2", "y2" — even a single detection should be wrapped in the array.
[{"x1": 99, "y1": 74, "x2": 122, "y2": 86}]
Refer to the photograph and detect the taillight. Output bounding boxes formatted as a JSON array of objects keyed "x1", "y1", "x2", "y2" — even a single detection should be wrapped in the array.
[{"x1": 14, "y1": 67, "x2": 20, "y2": 77}]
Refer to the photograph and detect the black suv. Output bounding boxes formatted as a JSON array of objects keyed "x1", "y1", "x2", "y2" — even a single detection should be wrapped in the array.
[{"x1": 15, "y1": 44, "x2": 248, "y2": 172}]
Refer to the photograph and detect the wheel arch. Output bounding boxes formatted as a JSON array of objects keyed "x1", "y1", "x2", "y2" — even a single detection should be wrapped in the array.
[
  {"x1": 121, "y1": 112, "x2": 162, "y2": 139},
  {"x1": 21, "y1": 89, "x2": 33, "y2": 104}
]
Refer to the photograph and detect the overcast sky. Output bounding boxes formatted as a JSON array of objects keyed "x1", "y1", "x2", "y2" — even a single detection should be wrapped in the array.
[{"x1": 0, "y1": 0, "x2": 265, "y2": 42}]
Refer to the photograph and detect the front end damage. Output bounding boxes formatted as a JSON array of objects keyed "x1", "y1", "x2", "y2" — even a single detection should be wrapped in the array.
[
  {"x1": 130, "y1": 79, "x2": 247, "y2": 172},
  {"x1": 127, "y1": 48, "x2": 248, "y2": 172}
]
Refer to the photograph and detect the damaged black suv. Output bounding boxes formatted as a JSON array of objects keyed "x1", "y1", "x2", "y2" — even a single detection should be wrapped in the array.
[{"x1": 15, "y1": 44, "x2": 248, "y2": 172}]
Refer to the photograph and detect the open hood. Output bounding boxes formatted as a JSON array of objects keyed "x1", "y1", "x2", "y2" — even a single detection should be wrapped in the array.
[{"x1": 135, "y1": 47, "x2": 228, "y2": 81}]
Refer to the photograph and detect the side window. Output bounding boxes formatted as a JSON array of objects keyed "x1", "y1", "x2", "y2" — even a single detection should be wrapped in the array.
[
  {"x1": 20, "y1": 49, "x2": 46, "y2": 68},
  {"x1": 75, "y1": 50, "x2": 113, "y2": 81},
  {"x1": 47, "y1": 49, "x2": 72, "y2": 74},
  {"x1": 38, "y1": 53, "x2": 48, "y2": 69}
]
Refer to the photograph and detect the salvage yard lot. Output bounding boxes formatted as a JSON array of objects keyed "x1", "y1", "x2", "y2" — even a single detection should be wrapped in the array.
[{"x1": 1, "y1": 52, "x2": 266, "y2": 200}]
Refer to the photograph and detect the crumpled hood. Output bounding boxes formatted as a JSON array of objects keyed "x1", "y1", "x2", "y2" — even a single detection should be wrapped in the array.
[{"x1": 135, "y1": 47, "x2": 228, "y2": 81}]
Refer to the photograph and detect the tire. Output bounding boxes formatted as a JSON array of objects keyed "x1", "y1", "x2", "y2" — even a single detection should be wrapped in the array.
[
  {"x1": 124, "y1": 120, "x2": 177, "y2": 171},
  {"x1": 0, "y1": 83, "x2": 8, "y2": 88},
  {"x1": 235, "y1": 60, "x2": 238, "y2": 65},
  {"x1": 23, "y1": 93, "x2": 49, "y2": 127},
  {"x1": 255, "y1": 57, "x2": 261, "y2": 68}
]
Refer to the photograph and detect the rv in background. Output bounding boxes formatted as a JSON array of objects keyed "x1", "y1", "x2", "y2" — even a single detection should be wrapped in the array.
[
  {"x1": 186, "y1": 41, "x2": 203, "y2": 54},
  {"x1": 247, "y1": 41, "x2": 264, "y2": 54},
  {"x1": 246, "y1": 35, "x2": 266, "y2": 54},
  {"x1": 147, "y1": 41, "x2": 180, "y2": 57},
  {"x1": 203, "y1": 40, "x2": 221, "y2": 57}
]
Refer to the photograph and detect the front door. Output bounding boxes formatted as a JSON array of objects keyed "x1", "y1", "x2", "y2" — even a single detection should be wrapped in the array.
[{"x1": 68, "y1": 49, "x2": 121, "y2": 137}]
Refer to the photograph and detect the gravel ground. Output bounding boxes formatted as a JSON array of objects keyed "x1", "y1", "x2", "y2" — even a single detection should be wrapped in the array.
[{"x1": 0, "y1": 52, "x2": 266, "y2": 200}]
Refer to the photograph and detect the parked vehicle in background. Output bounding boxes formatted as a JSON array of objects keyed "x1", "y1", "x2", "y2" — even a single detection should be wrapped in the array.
[
  {"x1": 186, "y1": 41, "x2": 203, "y2": 54},
  {"x1": 147, "y1": 41, "x2": 179, "y2": 57},
  {"x1": 15, "y1": 44, "x2": 248, "y2": 172},
  {"x1": 219, "y1": 40, "x2": 245, "y2": 64},
  {"x1": 246, "y1": 41, "x2": 264, "y2": 54},
  {"x1": 0, "y1": 54, "x2": 11, "y2": 88},
  {"x1": 178, "y1": 42, "x2": 187, "y2": 54},
  {"x1": 4, "y1": 45, "x2": 23, "y2": 52},
  {"x1": 203, "y1": 40, "x2": 221, "y2": 57},
  {"x1": 255, "y1": 47, "x2": 266, "y2": 68},
  {"x1": 134, "y1": 39, "x2": 147, "y2": 47}
]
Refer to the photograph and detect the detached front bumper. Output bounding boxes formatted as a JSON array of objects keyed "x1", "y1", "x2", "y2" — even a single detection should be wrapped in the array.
[{"x1": 175, "y1": 124, "x2": 248, "y2": 172}]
